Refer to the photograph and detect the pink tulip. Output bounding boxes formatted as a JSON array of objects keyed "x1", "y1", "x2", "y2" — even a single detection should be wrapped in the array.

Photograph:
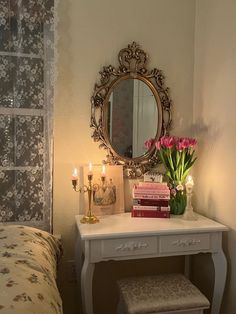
[
  {"x1": 188, "y1": 138, "x2": 197, "y2": 147},
  {"x1": 143, "y1": 135, "x2": 197, "y2": 188},
  {"x1": 181, "y1": 138, "x2": 190, "y2": 149},
  {"x1": 144, "y1": 138, "x2": 155, "y2": 149},
  {"x1": 176, "y1": 141, "x2": 184, "y2": 151},
  {"x1": 145, "y1": 136, "x2": 197, "y2": 153},
  {"x1": 160, "y1": 136, "x2": 175, "y2": 148},
  {"x1": 155, "y1": 141, "x2": 161, "y2": 150}
]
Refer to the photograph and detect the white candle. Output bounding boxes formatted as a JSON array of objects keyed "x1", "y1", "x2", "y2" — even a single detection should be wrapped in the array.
[
  {"x1": 101, "y1": 164, "x2": 106, "y2": 178},
  {"x1": 72, "y1": 168, "x2": 78, "y2": 180},
  {"x1": 88, "y1": 162, "x2": 93, "y2": 175}
]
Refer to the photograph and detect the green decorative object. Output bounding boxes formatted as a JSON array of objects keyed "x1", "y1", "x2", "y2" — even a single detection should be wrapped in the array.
[{"x1": 169, "y1": 185, "x2": 187, "y2": 215}]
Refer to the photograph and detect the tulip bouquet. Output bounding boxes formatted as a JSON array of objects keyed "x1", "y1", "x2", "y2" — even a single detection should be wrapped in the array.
[{"x1": 144, "y1": 136, "x2": 197, "y2": 214}]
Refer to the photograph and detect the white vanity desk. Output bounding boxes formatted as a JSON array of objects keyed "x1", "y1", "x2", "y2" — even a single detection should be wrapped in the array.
[{"x1": 75, "y1": 213, "x2": 228, "y2": 314}]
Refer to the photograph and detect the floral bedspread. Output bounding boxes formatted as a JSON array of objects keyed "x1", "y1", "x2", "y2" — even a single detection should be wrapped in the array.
[{"x1": 0, "y1": 225, "x2": 63, "y2": 314}]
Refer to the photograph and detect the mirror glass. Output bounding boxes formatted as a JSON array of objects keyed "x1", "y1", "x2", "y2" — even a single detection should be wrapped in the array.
[{"x1": 107, "y1": 78, "x2": 158, "y2": 159}]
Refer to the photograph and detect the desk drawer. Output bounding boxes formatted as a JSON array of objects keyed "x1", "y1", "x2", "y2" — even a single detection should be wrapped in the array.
[
  {"x1": 101, "y1": 236, "x2": 157, "y2": 258},
  {"x1": 159, "y1": 233, "x2": 210, "y2": 254}
]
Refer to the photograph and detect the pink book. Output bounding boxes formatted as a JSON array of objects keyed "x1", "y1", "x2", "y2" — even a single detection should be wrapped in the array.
[
  {"x1": 133, "y1": 205, "x2": 170, "y2": 211},
  {"x1": 131, "y1": 209, "x2": 170, "y2": 218},
  {"x1": 137, "y1": 182, "x2": 168, "y2": 189},
  {"x1": 133, "y1": 189, "x2": 170, "y2": 195},
  {"x1": 133, "y1": 199, "x2": 169, "y2": 207},
  {"x1": 133, "y1": 193, "x2": 170, "y2": 200}
]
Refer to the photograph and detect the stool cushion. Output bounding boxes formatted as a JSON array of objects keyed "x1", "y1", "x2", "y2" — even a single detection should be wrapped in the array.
[{"x1": 118, "y1": 273, "x2": 210, "y2": 314}]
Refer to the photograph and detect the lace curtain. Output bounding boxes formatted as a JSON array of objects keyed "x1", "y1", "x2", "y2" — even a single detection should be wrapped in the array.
[{"x1": 0, "y1": 0, "x2": 55, "y2": 231}]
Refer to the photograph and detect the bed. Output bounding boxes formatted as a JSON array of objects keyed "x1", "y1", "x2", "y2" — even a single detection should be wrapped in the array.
[{"x1": 0, "y1": 225, "x2": 63, "y2": 314}]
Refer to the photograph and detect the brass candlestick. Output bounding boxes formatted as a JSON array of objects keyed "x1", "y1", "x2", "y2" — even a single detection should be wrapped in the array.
[{"x1": 72, "y1": 174, "x2": 99, "y2": 224}]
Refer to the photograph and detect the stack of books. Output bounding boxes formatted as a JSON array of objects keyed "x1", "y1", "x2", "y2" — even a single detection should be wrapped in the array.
[{"x1": 131, "y1": 182, "x2": 170, "y2": 218}]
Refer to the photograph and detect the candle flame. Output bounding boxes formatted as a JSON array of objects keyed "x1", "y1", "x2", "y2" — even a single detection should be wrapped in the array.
[
  {"x1": 89, "y1": 162, "x2": 92, "y2": 171},
  {"x1": 186, "y1": 175, "x2": 194, "y2": 185},
  {"x1": 102, "y1": 164, "x2": 106, "y2": 175}
]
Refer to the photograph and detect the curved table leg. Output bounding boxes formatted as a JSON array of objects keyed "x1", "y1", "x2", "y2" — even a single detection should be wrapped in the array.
[
  {"x1": 81, "y1": 243, "x2": 95, "y2": 314},
  {"x1": 75, "y1": 235, "x2": 83, "y2": 285},
  {"x1": 211, "y1": 249, "x2": 227, "y2": 314}
]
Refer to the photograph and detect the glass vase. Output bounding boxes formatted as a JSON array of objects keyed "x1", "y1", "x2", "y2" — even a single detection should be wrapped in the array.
[{"x1": 169, "y1": 189, "x2": 187, "y2": 215}]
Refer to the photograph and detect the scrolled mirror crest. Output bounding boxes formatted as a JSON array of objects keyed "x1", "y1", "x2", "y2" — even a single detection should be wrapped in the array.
[{"x1": 90, "y1": 42, "x2": 172, "y2": 178}]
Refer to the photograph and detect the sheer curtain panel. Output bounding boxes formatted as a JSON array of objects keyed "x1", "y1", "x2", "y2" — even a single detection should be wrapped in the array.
[{"x1": 0, "y1": 0, "x2": 56, "y2": 231}]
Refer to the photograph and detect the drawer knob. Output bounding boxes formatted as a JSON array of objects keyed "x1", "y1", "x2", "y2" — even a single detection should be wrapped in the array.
[
  {"x1": 172, "y1": 239, "x2": 201, "y2": 247},
  {"x1": 116, "y1": 241, "x2": 148, "y2": 252}
]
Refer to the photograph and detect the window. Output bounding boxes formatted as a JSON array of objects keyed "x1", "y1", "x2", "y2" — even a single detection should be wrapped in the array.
[{"x1": 0, "y1": 0, "x2": 55, "y2": 231}]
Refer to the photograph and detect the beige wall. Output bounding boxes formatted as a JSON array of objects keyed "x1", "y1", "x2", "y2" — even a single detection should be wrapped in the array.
[
  {"x1": 193, "y1": 0, "x2": 236, "y2": 313},
  {"x1": 54, "y1": 0, "x2": 195, "y2": 313}
]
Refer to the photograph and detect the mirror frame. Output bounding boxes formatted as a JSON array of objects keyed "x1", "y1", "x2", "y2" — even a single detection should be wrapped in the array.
[{"x1": 90, "y1": 42, "x2": 172, "y2": 178}]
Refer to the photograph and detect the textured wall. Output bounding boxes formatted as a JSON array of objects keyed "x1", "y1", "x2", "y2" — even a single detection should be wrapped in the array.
[{"x1": 193, "y1": 0, "x2": 236, "y2": 313}]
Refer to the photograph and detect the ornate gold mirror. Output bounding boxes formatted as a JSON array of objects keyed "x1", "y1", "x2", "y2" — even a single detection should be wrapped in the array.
[{"x1": 90, "y1": 42, "x2": 172, "y2": 178}]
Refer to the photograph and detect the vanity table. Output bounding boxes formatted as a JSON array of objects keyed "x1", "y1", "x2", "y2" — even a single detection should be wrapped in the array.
[{"x1": 75, "y1": 213, "x2": 228, "y2": 314}]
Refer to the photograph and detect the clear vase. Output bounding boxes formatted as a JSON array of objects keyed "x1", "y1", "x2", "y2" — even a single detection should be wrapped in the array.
[{"x1": 169, "y1": 189, "x2": 187, "y2": 215}]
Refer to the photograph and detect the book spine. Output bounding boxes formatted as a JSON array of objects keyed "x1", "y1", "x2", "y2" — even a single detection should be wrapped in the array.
[
  {"x1": 133, "y1": 189, "x2": 170, "y2": 195},
  {"x1": 138, "y1": 182, "x2": 168, "y2": 188},
  {"x1": 133, "y1": 205, "x2": 170, "y2": 211},
  {"x1": 131, "y1": 209, "x2": 170, "y2": 218},
  {"x1": 135, "y1": 186, "x2": 168, "y2": 190},
  {"x1": 133, "y1": 199, "x2": 169, "y2": 207},
  {"x1": 133, "y1": 193, "x2": 170, "y2": 200}
]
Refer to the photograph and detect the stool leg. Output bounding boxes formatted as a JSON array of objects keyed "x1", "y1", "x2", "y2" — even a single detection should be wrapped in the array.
[
  {"x1": 117, "y1": 297, "x2": 126, "y2": 314},
  {"x1": 184, "y1": 255, "x2": 191, "y2": 278}
]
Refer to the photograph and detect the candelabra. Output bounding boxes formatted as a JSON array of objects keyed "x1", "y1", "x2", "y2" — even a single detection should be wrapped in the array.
[
  {"x1": 183, "y1": 176, "x2": 197, "y2": 221},
  {"x1": 72, "y1": 173, "x2": 100, "y2": 224}
]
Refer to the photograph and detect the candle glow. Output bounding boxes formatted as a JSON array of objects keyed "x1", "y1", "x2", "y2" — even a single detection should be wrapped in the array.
[
  {"x1": 185, "y1": 175, "x2": 194, "y2": 192},
  {"x1": 101, "y1": 164, "x2": 106, "y2": 177},
  {"x1": 88, "y1": 162, "x2": 93, "y2": 175},
  {"x1": 186, "y1": 175, "x2": 194, "y2": 186},
  {"x1": 183, "y1": 175, "x2": 197, "y2": 220},
  {"x1": 72, "y1": 168, "x2": 78, "y2": 180}
]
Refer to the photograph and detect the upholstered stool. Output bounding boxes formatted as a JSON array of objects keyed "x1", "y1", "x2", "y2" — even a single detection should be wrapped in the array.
[{"x1": 117, "y1": 273, "x2": 210, "y2": 314}]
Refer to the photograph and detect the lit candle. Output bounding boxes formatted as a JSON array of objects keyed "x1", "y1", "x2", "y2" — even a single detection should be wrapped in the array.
[
  {"x1": 101, "y1": 164, "x2": 106, "y2": 183},
  {"x1": 88, "y1": 162, "x2": 93, "y2": 176},
  {"x1": 185, "y1": 175, "x2": 194, "y2": 193},
  {"x1": 101, "y1": 164, "x2": 106, "y2": 178},
  {"x1": 72, "y1": 168, "x2": 78, "y2": 190},
  {"x1": 72, "y1": 168, "x2": 78, "y2": 181}
]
